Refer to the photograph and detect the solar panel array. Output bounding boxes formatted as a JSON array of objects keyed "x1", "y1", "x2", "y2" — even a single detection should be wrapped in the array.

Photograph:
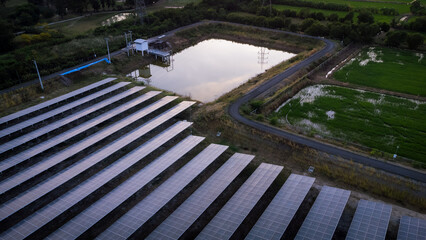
[
  {"x1": 0, "y1": 86, "x2": 144, "y2": 155},
  {"x1": 0, "y1": 82, "x2": 129, "y2": 138},
  {"x1": 147, "y1": 153, "x2": 254, "y2": 240},
  {"x1": 46, "y1": 134, "x2": 204, "y2": 240},
  {"x1": 0, "y1": 78, "x2": 423, "y2": 240},
  {"x1": 1, "y1": 122, "x2": 195, "y2": 240},
  {"x1": 246, "y1": 174, "x2": 315, "y2": 240},
  {"x1": 0, "y1": 77, "x2": 116, "y2": 125},
  {"x1": 397, "y1": 216, "x2": 426, "y2": 240},
  {"x1": 346, "y1": 200, "x2": 392, "y2": 240},
  {"x1": 0, "y1": 101, "x2": 194, "y2": 222},
  {"x1": 97, "y1": 144, "x2": 228, "y2": 240},
  {"x1": 0, "y1": 91, "x2": 162, "y2": 175},
  {"x1": 0, "y1": 96, "x2": 178, "y2": 196},
  {"x1": 295, "y1": 186, "x2": 351, "y2": 240},
  {"x1": 196, "y1": 163, "x2": 283, "y2": 240}
]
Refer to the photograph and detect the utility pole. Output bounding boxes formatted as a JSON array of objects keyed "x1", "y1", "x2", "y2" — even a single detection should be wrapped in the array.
[
  {"x1": 124, "y1": 32, "x2": 129, "y2": 57},
  {"x1": 104, "y1": 37, "x2": 111, "y2": 63},
  {"x1": 135, "y1": 0, "x2": 147, "y2": 24},
  {"x1": 33, "y1": 60, "x2": 44, "y2": 91},
  {"x1": 129, "y1": 30, "x2": 134, "y2": 55}
]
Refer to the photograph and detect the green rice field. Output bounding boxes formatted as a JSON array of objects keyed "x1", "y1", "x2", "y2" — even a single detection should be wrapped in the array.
[
  {"x1": 274, "y1": 85, "x2": 426, "y2": 163},
  {"x1": 333, "y1": 47, "x2": 426, "y2": 96}
]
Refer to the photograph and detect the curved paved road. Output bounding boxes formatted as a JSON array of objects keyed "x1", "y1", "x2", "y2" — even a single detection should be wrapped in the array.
[{"x1": 227, "y1": 29, "x2": 426, "y2": 183}]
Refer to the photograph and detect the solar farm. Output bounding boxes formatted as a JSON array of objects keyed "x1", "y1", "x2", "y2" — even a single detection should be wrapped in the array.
[{"x1": 0, "y1": 78, "x2": 424, "y2": 239}]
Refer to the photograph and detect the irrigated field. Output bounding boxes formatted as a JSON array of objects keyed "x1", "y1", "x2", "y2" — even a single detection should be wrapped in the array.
[
  {"x1": 333, "y1": 47, "x2": 426, "y2": 96},
  {"x1": 273, "y1": 85, "x2": 426, "y2": 163}
]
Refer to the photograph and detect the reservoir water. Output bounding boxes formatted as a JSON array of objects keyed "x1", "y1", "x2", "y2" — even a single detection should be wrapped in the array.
[{"x1": 129, "y1": 39, "x2": 296, "y2": 102}]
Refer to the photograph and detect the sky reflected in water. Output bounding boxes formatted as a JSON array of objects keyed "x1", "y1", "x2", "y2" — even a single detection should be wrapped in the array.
[
  {"x1": 129, "y1": 39, "x2": 296, "y2": 102},
  {"x1": 102, "y1": 13, "x2": 132, "y2": 26}
]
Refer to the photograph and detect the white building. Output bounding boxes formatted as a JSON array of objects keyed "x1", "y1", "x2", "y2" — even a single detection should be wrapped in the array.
[{"x1": 135, "y1": 39, "x2": 149, "y2": 56}]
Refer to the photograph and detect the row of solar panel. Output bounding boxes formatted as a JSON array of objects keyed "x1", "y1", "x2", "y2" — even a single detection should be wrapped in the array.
[
  {"x1": 0, "y1": 78, "x2": 117, "y2": 126},
  {"x1": 0, "y1": 102, "x2": 195, "y2": 223},
  {"x1": 0, "y1": 82, "x2": 129, "y2": 140},
  {"x1": 0, "y1": 78, "x2": 424, "y2": 240},
  {"x1": 0, "y1": 79, "x2": 195, "y2": 233}
]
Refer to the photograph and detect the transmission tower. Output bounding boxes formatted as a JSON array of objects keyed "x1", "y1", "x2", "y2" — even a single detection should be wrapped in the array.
[
  {"x1": 258, "y1": 47, "x2": 269, "y2": 71},
  {"x1": 135, "y1": 0, "x2": 147, "y2": 24}
]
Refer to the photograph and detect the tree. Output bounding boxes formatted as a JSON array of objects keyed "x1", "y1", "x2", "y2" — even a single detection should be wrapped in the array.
[
  {"x1": 329, "y1": 22, "x2": 351, "y2": 40},
  {"x1": 410, "y1": 0, "x2": 424, "y2": 14},
  {"x1": 68, "y1": 0, "x2": 87, "y2": 13},
  {"x1": 268, "y1": 16, "x2": 285, "y2": 28},
  {"x1": 300, "y1": 18, "x2": 315, "y2": 31},
  {"x1": 91, "y1": 0, "x2": 100, "y2": 12},
  {"x1": 54, "y1": 0, "x2": 66, "y2": 17},
  {"x1": 125, "y1": 0, "x2": 134, "y2": 7},
  {"x1": 14, "y1": 3, "x2": 40, "y2": 26},
  {"x1": 357, "y1": 23, "x2": 380, "y2": 42},
  {"x1": 0, "y1": 20, "x2": 14, "y2": 53},
  {"x1": 379, "y1": 22, "x2": 390, "y2": 32},
  {"x1": 385, "y1": 31, "x2": 407, "y2": 47},
  {"x1": 305, "y1": 22, "x2": 328, "y2": 36},
  {"x1": 357, "y1": 10, "x2": 374, "y2": 24},
  {"x1": 410, "y1": 16, "x2": 426, "y2": 32},
  {"x1": 328, "y1": 13, "x2": 338, "y2": 22},
  {"x1": 315, "y1": 12, "x2": 325, "y2": 21},
  {"x1": 0, "y1": 0, "x2": 8, "y2": 7},
  {"x1": 341, "y1": 11, "x2": 354, "y2": 23},
  {"x1": 28, "y1": 0, "x2": 44, "y2": 5},
  {"x1": 406, "y1": 33, "x2": 424, "y2": 49}
]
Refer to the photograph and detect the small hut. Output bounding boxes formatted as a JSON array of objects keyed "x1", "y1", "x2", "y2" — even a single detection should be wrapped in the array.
[{"x1": 135, "y1": 39, "x2": 149, "y2": 56}]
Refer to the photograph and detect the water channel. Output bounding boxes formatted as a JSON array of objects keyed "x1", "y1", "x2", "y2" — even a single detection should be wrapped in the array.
[{"x1": 128, "y1": 39, "x2": 296, "y2": 102}]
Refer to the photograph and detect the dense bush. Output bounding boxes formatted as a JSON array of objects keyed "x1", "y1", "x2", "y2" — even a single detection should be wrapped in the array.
[
  {"x1": 406, "y1": 33, "x2": 424, "y2": 49},
  {"x1": 385, "y1": 31, "x2": 408, "y2": 47}
]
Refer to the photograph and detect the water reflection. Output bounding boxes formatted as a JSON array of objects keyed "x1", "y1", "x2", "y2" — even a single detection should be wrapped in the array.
[
  {"x1": 102, "y1": 13, "x2": 132, "y2": 26},
  {"x1": 128, "y1": 39, "x2": 296, "y2": 102}
]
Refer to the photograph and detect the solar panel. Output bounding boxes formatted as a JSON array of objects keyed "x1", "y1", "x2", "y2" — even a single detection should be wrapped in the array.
[
  {"x1": 0, "y1": 78, "x2": 116, "y2": 126},
  {"x1": 0, "y1": 122, "x2": 195, "y2": 240},
  {"x1": 0, "y1": 91, "x2": 161, "y2": 174},
  {"x1": 246, "y1": 174, "x2": 315, "y2": 240},
  {"x1": 147, "y1": 153, "x2": 254, "y2": 240},
  {"x1": 346, "y1": 200, "x2": 392, "y2": 240},
  {"x1": 0, "y1": 101, "x2": 195, "y2": 223},
  {"x1": 0, "y1": 82, "x2": 130, "y2": 139},
  {"x1": 96, "y1": 144, "x2": 228, "y2": 240},
  {"x1": 295, "y1": 186, "x2": 351, "y2": 240},
  {"x1": 0, "y1": 86, "x2": 144, "y2": 155},
  {"x1": 397, "y1": 216, "x2": 426, "y2": 240},
  {"x1": 196, "y1": 163, "x2": 283, "y2": 240},
  {"x1": 0, "y1": 95, "x2": 176, "y2": 196}
]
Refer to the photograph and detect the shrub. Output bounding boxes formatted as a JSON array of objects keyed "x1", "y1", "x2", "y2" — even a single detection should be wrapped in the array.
[{"x1": 406, "y1": 33, "x2": 424, "y2": 49}]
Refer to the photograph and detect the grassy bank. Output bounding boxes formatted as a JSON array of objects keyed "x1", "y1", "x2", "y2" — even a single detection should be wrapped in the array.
[
  {"x1": 333, "y1": 47, "x2": 426, "y2": 96},
  {"x1": 272, "y1": 85, "x2": 426, "y2": 164}
]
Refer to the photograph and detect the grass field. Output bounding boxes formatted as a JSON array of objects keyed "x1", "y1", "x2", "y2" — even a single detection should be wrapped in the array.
[
  {"x1": 305, "y1": 0, "x2": 411, "y2": 13},
  {"x1": 273, "y1": 85, "x2": 426, "y2": 163},
  {"x1": 273, "y1": 5, "x2": 395, "y2": 23},
  {"x1": 50, "y1": 12, "x2": 129, "y2": 36},
  {"x1": 333, "y1": 47, "x2": 426, "y2": 96}
]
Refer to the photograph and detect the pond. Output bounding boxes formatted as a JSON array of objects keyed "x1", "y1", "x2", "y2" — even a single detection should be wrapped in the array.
[
  {"x1": 102, "y1": 13, "x2": 132, "y2": 26},
  {"x1": 128, "y1": 39, "x2": 296, "y2": 102}
]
